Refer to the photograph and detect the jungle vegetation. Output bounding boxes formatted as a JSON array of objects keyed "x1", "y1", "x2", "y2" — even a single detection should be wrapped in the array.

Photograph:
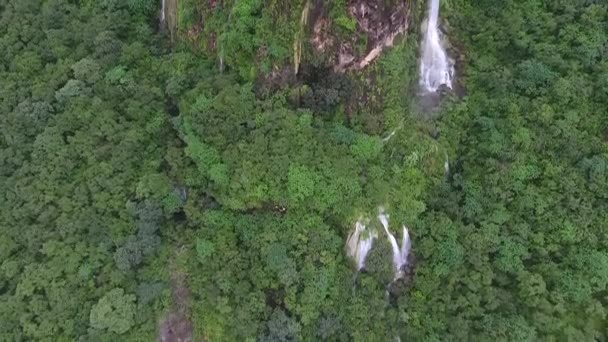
[{"x1": 0, "y1": 0, "x2": 607, "y2": 341}]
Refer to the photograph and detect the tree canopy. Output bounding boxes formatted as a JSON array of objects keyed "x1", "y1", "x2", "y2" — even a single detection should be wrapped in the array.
[{"x1": 0, "y1": 0, "x2": 607, "y2": 341}]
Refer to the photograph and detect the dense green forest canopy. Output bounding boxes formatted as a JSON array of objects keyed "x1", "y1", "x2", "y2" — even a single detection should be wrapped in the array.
[{"x1": 0, "y1": 0, "x2": 607, "y2": 341}]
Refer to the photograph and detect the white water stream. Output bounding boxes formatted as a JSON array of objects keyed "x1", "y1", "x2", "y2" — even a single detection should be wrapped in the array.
[
  {"x1": 346, "y1": 220, "x2": 377, "y2": 270},
  {"x1": 378, "y1": 208, "x2": 411, "y2": 279},
  {"x1": 346, "y1": 208, "x2": 412, "y2": 280},
  {"x1": 420, "y1": 0, "x2": 454, "y2": 92},
  {"x1": 160, "y1": 0, "x2": 166, "y2": 23}
]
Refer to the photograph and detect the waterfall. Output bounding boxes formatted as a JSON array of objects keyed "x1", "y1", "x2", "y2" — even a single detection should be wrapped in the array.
[
  {"x1": 420, "y1": 0, "x2": 454, "y2": 93},
  {"x1": 160, "y1": 0, "x2": 166, "y2": 23},
  {"x1": 378, "y1": 209, "x2": 411, "y2": 278},
  {"x1": 347, "y1": 209, "x2": 412, "y2": 279},
  {"x1": 346, "y1": 220, "x2": 377, "y2": 270}
]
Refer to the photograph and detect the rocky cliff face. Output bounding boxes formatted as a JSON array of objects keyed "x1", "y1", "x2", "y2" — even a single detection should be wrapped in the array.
[
  {"x1": 170, "y1": 0, "x2": 413, "y2": 79},
  {"x1": 306, "y1": 0, "x2": 412, "y2": 72}
]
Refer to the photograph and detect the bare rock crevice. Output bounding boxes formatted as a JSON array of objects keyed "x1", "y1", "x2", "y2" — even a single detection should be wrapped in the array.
[
  {"x1": 309, "y1": 0, "x2": 412, "y2": 72},
  {"x1": 159, "y1": 255, "x2": 195, "y2": 342}
]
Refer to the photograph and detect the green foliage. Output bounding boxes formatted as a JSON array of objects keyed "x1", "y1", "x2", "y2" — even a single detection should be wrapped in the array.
[
  {"x1": 195, "y1": 238, "x2": 215, "y2": 261},
  {"x1": 287, "y1": 165, "x2": 318, "y2": 204},
  {"x1": 335, "y1": 15, "x2": 357, "y2": 33},
  {"x1": 351, "y1": 134, "x2": 383, "y2": 161},
  {"x1": 90, "y1": 288, "x2": 137, "y2": 334},
  {"x1": 514, "y1": 60, "x2": 557, "y2": 97},
  {"x1": 127, "y1": 0, "x2": 157, "y2": 18},
  {"x1": 114, "y1": 201, "x2": 163, "y2": 271},
  {"x1": 329, "y1": 0, "x2": 357, "y2": 36},
  {"x1": 72, "y1": 58, "x2": 102, "y2": 84},
  {"x1": 178, "y1": 0, "x2": 199, "y2": 30},
  {"x1": 0, "y1": 2, "x2": 171, "y2": 339},
  {"x1": 137, "y1": 282, "x2": 166, "y2": 305},
  {"x1": 365, "y1": 237, "x2": 395, "y2": 285},
  {"x1": 180, "y1": 0, "x2": 304, "y2": 78},
  {"x1": 261, "y1": 308, "x2": 302, "y2": 341},
  {"x1": 3, "y1": 0, "x2": 607, "y2": 341},
  {"x1": 405, "y1": 0, "x2": 608, "y2": 340}
]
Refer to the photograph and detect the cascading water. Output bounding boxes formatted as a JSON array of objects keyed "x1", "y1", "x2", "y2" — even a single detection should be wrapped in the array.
[
  {"x1": 160, "y1": 0, "x2": 166, "y2": 24},
  {"x1": 347, "y1": 208, "x2": 412, "y2": 280},
  {"x1": 378, "y1": 208, "x2": 411, "y2": 279},
  {"x1": 420, "y1": 0, "x2": 454, "y2": 93},
  {"x1": 346, "y1": 220, "x2": 377, "y2": 270}
]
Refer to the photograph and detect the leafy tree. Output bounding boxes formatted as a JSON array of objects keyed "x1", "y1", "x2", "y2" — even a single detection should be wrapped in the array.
[
  {"x1": 261, "y1": 308, "x2": 301, "y2": 342},
  {"x1": 90, "y1": 288, "x2": 137, "y2": 334}
]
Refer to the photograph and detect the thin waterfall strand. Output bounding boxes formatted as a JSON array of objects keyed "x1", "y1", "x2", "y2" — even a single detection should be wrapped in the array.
[
  {"x1": 378, "y1": 208, "x2": 411, "y2": 277},
  {"x1": 378, "y1": 212, "x2": 402, "y2": 270},
  {"x1": 400, "y1": 225, "x2": 411, "y2": 265}
]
